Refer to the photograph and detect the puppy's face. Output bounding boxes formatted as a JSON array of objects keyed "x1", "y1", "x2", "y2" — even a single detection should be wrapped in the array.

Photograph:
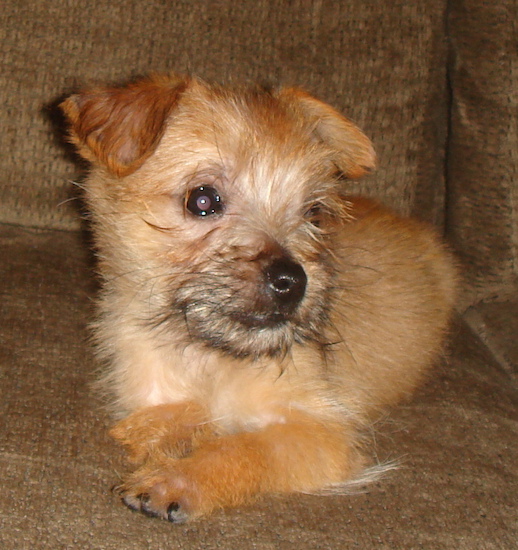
[{"x1": 62, "y1": 75, "x2": 375, "y2": 359}]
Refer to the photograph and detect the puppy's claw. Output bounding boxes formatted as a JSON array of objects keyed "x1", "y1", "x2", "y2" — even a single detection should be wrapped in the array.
[
  {"x1": 122, "y1": 493, "x2": 159, "y2": 518},
  {"x1": 167, "y1": 502, "x2": 188, "y2": 523},
  {"x1": 121, "y1": 494, "x2": 141, "y2": 513},
  {"x1": 122, "y1": 492, "x2": 145, "y2": 513},
  {"x1": 139, "y1": 494, "x2": 162, "y2": 518}
]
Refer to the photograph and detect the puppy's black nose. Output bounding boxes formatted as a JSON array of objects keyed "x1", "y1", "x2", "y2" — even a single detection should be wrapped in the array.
[{"x1": 265, "y1": 258, "x2": 307, "y2": 309}]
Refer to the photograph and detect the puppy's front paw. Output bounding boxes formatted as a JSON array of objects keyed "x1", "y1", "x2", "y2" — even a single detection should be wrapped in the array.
[
  {"x1": 114, "y1": 431, "x2": 270, "y2": 522},
  {"x1": 116, "y1": 462, "x2": 203, "y2": 523}
]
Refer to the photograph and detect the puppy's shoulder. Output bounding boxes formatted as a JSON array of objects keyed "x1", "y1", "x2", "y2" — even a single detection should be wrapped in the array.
[{"x1": 343, "y1": 196, "x2": 442, "y2": 246}]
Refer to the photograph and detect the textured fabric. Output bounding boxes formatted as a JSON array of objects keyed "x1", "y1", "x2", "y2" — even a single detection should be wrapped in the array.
[
  {"x1": 1, "y1": 225, "x2": 516, "y2": 550},
  {"x1": 447, "y1": 0, "x2": 518, "y2": 308},
  {"x1": 464, "y1": 299, "x2": 518, "y2": 378},
  {"x1": 0, "y1": 0, "x2": 449, "y2": 230}
]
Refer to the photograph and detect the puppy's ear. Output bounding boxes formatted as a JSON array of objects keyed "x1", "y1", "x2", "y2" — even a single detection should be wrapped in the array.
[
  {"x1": 60, "y1": 74, "x2": 190, "y2": 177},
  {"x1": 277, "y1": 88, "x2": 376, "y2": 179}
]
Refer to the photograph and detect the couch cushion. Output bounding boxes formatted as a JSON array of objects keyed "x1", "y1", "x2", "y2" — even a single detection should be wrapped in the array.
[
  {"x1": 1, "y1": 224, "x2": 516, "y2": 549},
  {"x1": 0, "y1": 0, "x2": 449, "y2": 230}
]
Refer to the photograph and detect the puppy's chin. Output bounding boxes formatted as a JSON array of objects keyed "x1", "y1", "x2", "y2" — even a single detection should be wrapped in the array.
[
  {"x1": 186, "y1": 317, "x2": 294, "y2": 359},
  {"x1": 176, "y1": 307, "x2": 314, "y2": 359},
  {"x1": 229, "y1": 310, "x2": 290, "y2": 329}
]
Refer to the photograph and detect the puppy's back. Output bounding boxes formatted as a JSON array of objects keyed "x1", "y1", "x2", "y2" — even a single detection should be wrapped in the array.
[{"x1": 328, "y1": 198, "x2": 457, "y2": 415}]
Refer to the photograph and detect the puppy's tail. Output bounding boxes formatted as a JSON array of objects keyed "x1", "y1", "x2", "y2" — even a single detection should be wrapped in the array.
[{"x1": 303, "y1": 459, "x2": 401, "y2": 496}]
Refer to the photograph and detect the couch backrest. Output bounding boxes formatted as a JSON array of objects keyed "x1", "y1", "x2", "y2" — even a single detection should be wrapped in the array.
[
  {"x1": 1, "y1": 0, "x2": 516, "y2": 309},
  {"x1": 447, "y1": 0, "x2": 517, "y2": 308},
  {"x1": 0, "y1": 0, "x2": 449, "y2": 230}
]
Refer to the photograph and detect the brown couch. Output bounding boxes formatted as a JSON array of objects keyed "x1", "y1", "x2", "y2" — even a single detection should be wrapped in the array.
[{"x1": 1, "y1": 1, "x2": 516, "y2": 548}]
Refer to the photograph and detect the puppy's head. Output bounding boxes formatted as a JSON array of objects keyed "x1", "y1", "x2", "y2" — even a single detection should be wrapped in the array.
[{"x1": 61, "y1": 74, "x2": 375, "y2": 359}]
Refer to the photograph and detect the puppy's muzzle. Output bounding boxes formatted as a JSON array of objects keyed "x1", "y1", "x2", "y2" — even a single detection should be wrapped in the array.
[
  {"x1": 230, "y1": 256, "x2": 308, "y2": 331},
  {"x1": 265, "y1": 258, "x2": 307, "y2": 311}
]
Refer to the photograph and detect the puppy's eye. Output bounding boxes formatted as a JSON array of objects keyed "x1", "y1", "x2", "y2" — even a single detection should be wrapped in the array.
[
  {"x1": 305, "y1": 204, "x2": 322, "y2": 227},
  {"x1": 186, "y1": 186, "x2": 223, "y2": 217}
]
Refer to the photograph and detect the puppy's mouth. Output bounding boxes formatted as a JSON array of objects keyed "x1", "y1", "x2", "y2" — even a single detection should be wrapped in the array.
[
  {"x1": 172, "y1": 291, "x2": 325, "y2": 360},
  {"x1": 184, "y1": 306, "x2": 303, "y2": 359},
  {"x1": 229, "y1": 310, "x2": 290, "y2": 329}
]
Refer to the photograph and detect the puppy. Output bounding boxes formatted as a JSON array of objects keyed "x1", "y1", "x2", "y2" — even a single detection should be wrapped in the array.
[{"x1": 60, "y1": 73, "x2": 456, "y2": 523}]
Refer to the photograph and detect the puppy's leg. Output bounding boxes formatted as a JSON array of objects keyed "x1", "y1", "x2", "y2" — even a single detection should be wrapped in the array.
[
  {"x1": 115, "y1": 410, "x2": 360, "y2": 522},
  {"x1": 111, "y1": 402, "x2": 213, "y2": 466}
]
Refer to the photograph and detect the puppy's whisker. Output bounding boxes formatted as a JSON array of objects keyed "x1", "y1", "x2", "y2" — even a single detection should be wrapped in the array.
[
  {"x1": 69, "y1": 179, "x2": 88, "y2": 191},
  {"x1": 142, "y1": 219, "x2": 179, "y2": 234},
  {"x1": 57, "y1": 197, "x2": 81, "y2": 207}
]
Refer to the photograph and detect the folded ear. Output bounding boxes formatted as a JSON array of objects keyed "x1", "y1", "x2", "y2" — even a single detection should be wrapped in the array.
[
  {"x1": 60, "y1": 74, "x2": 190, "y2": 177},
  {"x1": 276, "y1": 88, "x2": 376, "y2": 179}
]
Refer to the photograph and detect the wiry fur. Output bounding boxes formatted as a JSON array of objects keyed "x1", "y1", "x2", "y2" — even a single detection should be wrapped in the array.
[{"x1": 60, "y1": 73, "x2": 457, "y2": 522}]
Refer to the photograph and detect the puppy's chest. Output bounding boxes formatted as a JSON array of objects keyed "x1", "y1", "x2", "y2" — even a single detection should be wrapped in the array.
[{"x1": 141, "y1": 348, "x2": 325, "y2": 433}]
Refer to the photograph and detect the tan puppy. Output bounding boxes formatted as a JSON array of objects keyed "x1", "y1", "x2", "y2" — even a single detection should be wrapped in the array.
[{"x1": 61, "y1": 74, "x2": 456, "y2": 523}]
